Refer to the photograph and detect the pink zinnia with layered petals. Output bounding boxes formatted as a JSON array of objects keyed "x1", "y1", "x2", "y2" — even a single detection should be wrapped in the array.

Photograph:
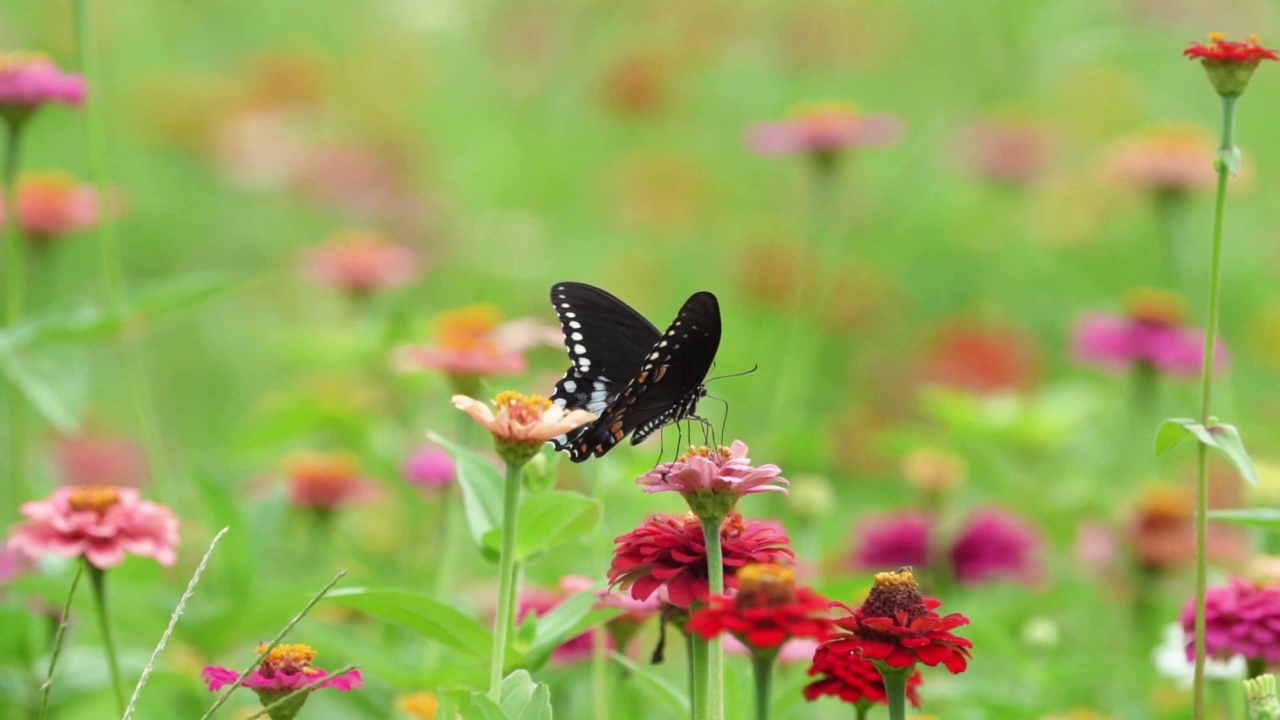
[
  {"x1": 749, "y1": 102, "x2": 900, "y2": 158},
  {"x1": 6, "y1": 485, "x2": 179, "y2": 569},
  {"x1": 0, "y1": 54, "x2": 86, "y2": 113},
  {"x1": 1073, "y1": 307, "x2": 1226, "y2": 379},
  {"x1": 950, "y1": 508, "x2": 1043, "y2": 586},
  {"x1": 638, "y1": 440, "x2": 789, "y2": 497},
  {"x1": 392, "y1": 305, "x2": 556, "y2": 379},
  {"x1": 202, "y1": 643, "x2": 362, "y2": 710},
  {"x1": 1180, "y1": 577, "x2": 1280, "y2": 663},
  {"x1": 0, "y1": 172, "x2": 99, "y2": 241}
]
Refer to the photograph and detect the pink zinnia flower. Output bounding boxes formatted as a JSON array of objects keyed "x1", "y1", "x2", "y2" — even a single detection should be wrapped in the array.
[
  {"x1": 6, "y1": 485, "x2": 179, "y2": 569},
  {"x1": 517, "y1": 576, "x2": 606, "y2": 664},
  {"x1": 402, "y1": 445, "x2": 455, "y2": 492},
  {"x1": 0, "y1": 53, "x2": 86, "y2": 122},
  {"x1": 1072, "y1": 289, "x2": 1227, "y2": 378},
  {"x1": 284, "y1": 451, "x2": 379, "y2": 510},
  {"x1": 453, "y1": 391, "x2": 594, "y2": 446},
  {"x1": 608, "y1": 512, "x2": 794, "y2": 608},
  {"x1": 393, "y1": 305, "x2": 558, "y2": 381},
  {"x1": 959, "y1": 116, "x2": 1053, "y2": 185},
  {"x1": 0, "y1": 547, "x2": 33, "y2": 584},
  {"x1": 950, "y1": 508, "x2": 1043, "y2": 586},
  {"x1": 637, "y1": 440, "x2": 789, "y2": 499},
  {"x1": 203, "y1": 643, "x2": 362, "y2": 715},
  {"x1": 302, "y1": 229, "x2": 419, "y2": 296},
  {"x1": 849, "y1": 512, "x2": 934, "y2": 573},
  {"x1": 1106, "y1": 124, "x2": 1217, "y2": 195},
  {"x1": 0, "y1": 171, "x2": 99, "y2": 242},
  {"x1": 748, "y1": 102, "x2": 900, "y2": 161},
  {"x1": 51, "y1": 431, "x2": 148, "y2": 487},
  {"x1": 1180, "y1": 578, "x2": 1280, "y2": 663}
]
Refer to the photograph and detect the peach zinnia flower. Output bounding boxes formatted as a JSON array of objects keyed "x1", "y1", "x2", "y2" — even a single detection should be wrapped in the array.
[
  {"x1": 748, "y1": 101, "x2": 900, "y2": 163},
  {"x1": 453, "y1": 391, "x2": 595, "y2": 466},
  {"x1": 6, "y1": 485, "x2": 179, "y2": 569},
  {"x1": 0, "y1": 53, "x2": 86, "y2": 123},
  {"x1": 1107, "y1": 124, "x2": 1217, "y2": 195},
  {"x1": 284, "y1": 450, "x2": 379, "y2": 510},
  {"x1": 0, "y1": 171, "x2": 99, "y2": 242},
  {"x1": 393, "y1": 305, "x2": 560, "y2": 384},
  {"x1": 302, "y1": 229, "x2": 419, "y2": 296}
]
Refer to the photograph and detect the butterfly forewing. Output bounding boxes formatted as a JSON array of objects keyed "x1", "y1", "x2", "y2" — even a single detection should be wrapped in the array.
[{"x1": 566, "y1": 291, "x2": 721, "y2": 461}]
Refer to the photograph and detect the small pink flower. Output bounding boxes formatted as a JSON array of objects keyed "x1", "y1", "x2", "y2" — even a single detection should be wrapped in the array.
[
  {"x1": 284, "y1": 451, "x2": 379, "y2": 510},
  {"x1": 959, "y1": 116, "x2": 1053, "y2": 185},
  {"x1": 749, "y1": 102, "x2": 900, "y2": 159},
  {"x1": 638, "y1": 440, "x2": 789, "y2": 498},
  {"x1": 0, "y1": 53, "x2": 86, "y2": 119},
  {"x1": 6, "y1": 485, "x2": 179, "y2": 570},
  {"x1": 302, "y1": 229, "x2": 419, "y2": 296},
  {"x1": 453, "y1": 392, "x2": 595, "y2": 445},
  {"x1": 402, "y1": 445, "x2": 456, "y2": 491},
  {"x1": 1072, "y1": 290, "x2": 1228, "y2": 379},
  {"x1": 51, "y1": 431, "x2": 147, "y2": 487},
  {"x1": 0, "y1": 547, "x2": 33, "y2": 584},
  {"x1": 849, "y1": 512, "x2": 934, "y2": 572},
  {"x1": 0, "y1": 171, "x2": 99, "y2": 242},
  {"x1": 203, "y1": 643, "x2": 362, "y2": 715},
  {"x1": 950, "y1": 508, "x2": 1043, "y2": 586},
  {"x1": 393, "y1": 305, "x2": 558, "y2": 380},
  {"x1": 1107, "y1": 124, "x2": 1218, "y2": 195}
]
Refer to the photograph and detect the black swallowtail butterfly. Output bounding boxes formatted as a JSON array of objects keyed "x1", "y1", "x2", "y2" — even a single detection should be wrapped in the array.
[{"x1": 548, "y1": 282, "x2": 721, "y2": 462}]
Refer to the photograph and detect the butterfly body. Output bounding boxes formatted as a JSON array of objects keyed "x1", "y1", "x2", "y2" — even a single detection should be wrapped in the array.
[{"x1": 548, "y1": 282, "x2": 721, "y2": 462}]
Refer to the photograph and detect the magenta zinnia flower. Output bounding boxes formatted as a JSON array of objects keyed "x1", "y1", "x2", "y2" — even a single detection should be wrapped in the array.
[
  {"x1": 402, "y1": 445, "x2": 456, "y2": 492},
  {"x1": 638, "y1": 440, "x2": 789, "y2": 500},
  {"x1": 1180, "y1": 577, "x2": 1280, "y2": 663},
  {"x1": 1073, "y1": 289, "x2": 1227, "y2": 378},
  {"x1": 849, "y1": 512, "x2": 934, "y2": 573},
  {"x1": 950, "y1": 508, "x2": 1043, "y2": 586},
  {"x1": 6, "y1": 485, "x2": 179, "y2": 570},
  {"x1": 0, "y1": 53, "x2": 85, "y2": 123},
  {"x1": 203, "y1": 643, "x2": 362, "y2": 719},
  {"x1": 608, "y1": 512, "x2": 794, "y2": 608}
]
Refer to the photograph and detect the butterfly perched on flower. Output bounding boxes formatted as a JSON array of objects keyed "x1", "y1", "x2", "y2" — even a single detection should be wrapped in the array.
[{"x1": 548, "y1": 282, "x2": 721, "y2": 462}]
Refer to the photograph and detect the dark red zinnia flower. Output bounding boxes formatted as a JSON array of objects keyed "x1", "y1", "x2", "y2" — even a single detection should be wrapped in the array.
[
  {"x1": 608, "y1": 512, "x2": 794, "y2": 608},
  {"x1": 1184, "y1": 33, "x2": 1279, "y2": 62},
  {"x1": 804, "y1": 642, "x2": 923, "y2": 707},
  {"x1": 820, "y1": 568, "x2": 972, "y2": 673},
  {"x1": 688, "y1": 563, "x2": 833, "y2": 650}
]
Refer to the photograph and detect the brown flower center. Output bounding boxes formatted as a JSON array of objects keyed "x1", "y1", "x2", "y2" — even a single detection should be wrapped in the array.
[
  {"x1": 1124, "y1": 287, "x2": 1185, "y2": 326},
  {"x1": 734, "y1": 563, "x2": 797, "y2": 608},
  {"x1": 255, "y1": 642, "x2": 319, "y2": 678},
  {"x1": 67, "y1": 485, "x2": 122, "y2": 513},
  {"x1": 860, "y1": 568, "x2": 929, "y2": 621}
]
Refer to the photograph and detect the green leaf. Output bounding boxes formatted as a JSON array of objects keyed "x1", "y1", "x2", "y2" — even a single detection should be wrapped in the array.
[
  {"x1": 610, "y1": 652, "x2": 688, "y2": 717},
  {"x1": 1155, "y1": 417, "x2": 1212, "y2": 456},
  {"x1": 0, "y1": 303, "x2": 119, "y2": 351},
  {"x1": 496, "y1": 670, "x2": 553, "y2": 720},
  {"x1": 1208, "y1": 423, "x2": 1258, "y2": 485},
  {"x1": 125, "y1": 273, "x2": 243, "y2": 332},
  {"x1": 510, "y1": 492, "x2": 601, "y2": 561},
  {"x1": 1218, "y1": 146, "x2": 1242, "y2": 176},
  {"x1": 0, "y1": 345, "x2": 89, "y2": 432},
  {"x1": 1208, "y1": 508, "x2": 1280, "y2": 530},
  {"x1": 521, "y1": 583, "x2": 619, "y2": 671},
  {"x1": 326, "y1": 588, "x2": 494, "y2": 660},
  {"x1": 428, "y1": 431, "x2": 503, "y2": 562}
]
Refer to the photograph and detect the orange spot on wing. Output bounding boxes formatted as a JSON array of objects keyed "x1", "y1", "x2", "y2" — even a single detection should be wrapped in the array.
[{"x1": 656, "y1": 365, "x2": 669, "y2": 381}]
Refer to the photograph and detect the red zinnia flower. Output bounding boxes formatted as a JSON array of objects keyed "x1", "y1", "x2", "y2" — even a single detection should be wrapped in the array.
[
  {"x1": 608, "y1": 512, "x2": 794, "y2": 608},
  {"x1": 805, "y1": 643, "x2": 923, "y2": 707},
  {"x1": 819, "y1": 568, "x2": 972, "y2": 673},
  {"x1": 688, "y1": 563, "x2": 833, "y2": 651},
  {"x1": 1184, "y1": 33, "x2": 1278, "y2": 96}
]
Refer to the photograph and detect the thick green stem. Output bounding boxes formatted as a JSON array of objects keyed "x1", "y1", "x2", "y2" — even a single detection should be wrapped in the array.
[
  {"x1": 488, "y1": 463, "x2": 524, "y2": 700},
  {"x1": 4, "y1": 119, "x2": 28, "y2": 518},
  {"x1": 751, "y1": 653, "x2": 774, "y2": 720},
  {"x1": 87, "y1": 565, "x2": 126, "y2": 715},
  {"x1": 880, "y1": 667, "x2": 910, "y2": 720},
  {"x1": 685, "y1": 627, "x2": 697, "y2": 714},
  {"x1": 1192, "y1": 92, "x2": 1237, "y2": 720},
  {"x1": 701, "y1": 516, "x2": 725, "y2": 720},
  {"x1": 690, "y1": 633, "x2": 710, "y2": 720},
  {"x1": 855, "y1": 702, "x2": 870, "y2": 720}
]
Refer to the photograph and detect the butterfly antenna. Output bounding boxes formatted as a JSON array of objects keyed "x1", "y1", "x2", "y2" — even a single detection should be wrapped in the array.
[{"x1": 705, "y1": 364, "x2": 759, "y2": 384}]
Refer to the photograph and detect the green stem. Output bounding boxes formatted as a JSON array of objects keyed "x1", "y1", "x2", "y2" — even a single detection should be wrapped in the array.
[
  {"x1": 591, "y1": 463, "x2": 611, "y2": 720},
  {"x1": 685, "y1": 626, "x2": 697, "y2": 714},
  {"x1": 751, "y1": 653, "x2": 774, "y2": 720},
  {"x1": 690, "y1": 633, "x2": 709, "y2": 720},
  {"x1": 4, "y1": 119, "x2": 28, "y2": 519},
  {"x1": 1192, "y1": 92, "x2": 1237, "y2": 720},
  {"x1": 87, "y1": 564, "x2": 126, "y2": 715},
  {"x1": 37, "y1": 563, "x2": 84, "y2": 720},
  {"x1": 880, "y1": 667, "x2": 910, "y2": 720},
  {"x1": 855, "y1": 701, "x2": 870, "y2": 720},
  {"x1": 701, "y1": 516, "x2": 725, "y2": 720},
  {"x1": 488, "y1": 462, "x2": 524, "y2": 701}
]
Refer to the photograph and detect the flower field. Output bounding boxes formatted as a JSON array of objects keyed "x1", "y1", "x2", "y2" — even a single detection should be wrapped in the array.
[{"x1": 5, "y1": 2, "x2": 1280, "y2": 719}]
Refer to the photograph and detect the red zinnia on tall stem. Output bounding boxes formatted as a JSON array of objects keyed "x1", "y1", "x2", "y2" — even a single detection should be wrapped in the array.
[
  {"x1": 688, "y1": 563, "x2": 832, "y2": 651},
  {"x1": 1184, "y1": 33, "x2": 1278, "y2": 96}
]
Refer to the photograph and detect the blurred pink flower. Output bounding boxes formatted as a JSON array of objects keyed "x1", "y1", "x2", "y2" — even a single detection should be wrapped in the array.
[
  {"x1": 850, "y1": 512, "x2": 933, "y2": 572},
  {"x1": 203, "y1": 643, "x2": 362, "y2": 709},
  {"x1": 950, "y1": 508, "x2": 1043, "y2": 586},
  {"x1": 0, "y1": 172, "x2": 99, "y2": 242},
  {"x1": 392, "y1": 305, "x2": 559, "y2": 380},
  {"x1": 211, "y1": 108, "x2": 311, "y2": 190},
  {"x1": 453, "y1": 392, "x2": 595, "y2": 445},
  {"x1": 637, "y1": 440, "x2": 789, "y2": 499},
  {"x1": 0, "y1": 53, "x2": 86, "y2": 120},
  {"x1": 284, "y1": 451, "x2": 379, "y2": 510},
  {"x1": 0, "y1": 547, "x2": 33, "y2": 584},
  {"x1": 6, "y1": 485, "x2": 179, "y2": 569},
  {"x1": 1107, "y1": 124, "x2": 1217, "y2": 194},
  {"x1": 402, "y1": 445, "x2": 456, "y2": 491},
  {"x1": 1180, "y1": 578, "x2": 1280, "y2": 663},
  {"x1": 960, "y1": 116, "x2": 1053, "y2": 185},
  {"x1": 296, "y1": 145, "x2": 406, "y2": 219},
  {"x1": 1073, "y1": 290, "x2": 1226, "y2": 378},
  {"x1": 749, "y1": 102, "x2": 900, "y2": 159},
  {"x1": 51, "y1": 431, "x2": 147, "y2": 487},
  {"x1": 518, "y1": 576, "x2": 606, "y2": 664},
  {"x1": 302, "y1": 229, "x2": 419, "y2": 296},
  {"x1": 725, "y1": 635, "x2": 821, "y2": 664}
]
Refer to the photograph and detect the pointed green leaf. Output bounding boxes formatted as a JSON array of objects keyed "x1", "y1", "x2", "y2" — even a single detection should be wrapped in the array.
[
  {"x1": 428, "y1": 431, "x2": 503, "y2": 562},
  {"x1": 497, "y1": 670, "x2": 553, "y2": 720},
  {"x1": 326, "y1": 588, "x2": 494, "y2": 660},
  {"x1": 0, "y1": 345, "x2": 89, "y2": 432},
  {"x1": 510, "y1": 492, "x2": 601, "y2": 561},
  {"x1": 1155, "y1": 417, "x2": 1214, "y2": 456},
  {"x1": 1207, "y1": 423, "x2": 1258, "y2": 485},
  {"x1": 1207, "y1": 508, "x2": 1280, "y2": 530}
]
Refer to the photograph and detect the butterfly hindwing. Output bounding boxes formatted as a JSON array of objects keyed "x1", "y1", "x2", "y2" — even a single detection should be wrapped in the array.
[{"x1": 565, "y1": 291, "x2": 721, "y2": 461}]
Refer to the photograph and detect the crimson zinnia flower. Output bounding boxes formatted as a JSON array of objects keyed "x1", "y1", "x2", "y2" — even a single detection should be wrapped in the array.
[
  {"x1": 1184, "y1": 33, "x2": 1278, "y2": 96},
  {"x1": 818, "y1": 568, "x2": 972, "y2": 673},
  {"x1": 608, "y1": 512, "x2": 794, "y2": 608},
  {"x1": 688, "y1": 563, "x2": 832, "y2": 651},
  {"x1": 805, "y1": 643, "x2": 923, "y2": 707}
]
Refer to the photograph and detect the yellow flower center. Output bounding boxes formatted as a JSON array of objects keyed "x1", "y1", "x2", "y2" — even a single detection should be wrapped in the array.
[
  {"x1": 1208, "y1": 31, "x2": 1227, "y2": 44},
  {"x1": 792, "y1": 100, "x2": 859, "y2": 122},
  {"x1": 19, "y1": 171, "x2": 81, "y2": 195},
  {"x1": 284, "y1": 451, "x2": 361, "y2": 486},
  {"x1": 494, "y1": 391, "x2": 553, "y2": 417},
  {"x1": 678, "y1": 445, "x2": 731, "y2": 463},
  {"x1": 735, "y1": 563, "x2": 797, "y2": 607},
  {"x1": 397, "y1": 692, "x2": 441, "y2": 719},
  {"x1": 255, "y1": 643, "x2": 320, "y2": 677},
  {"x1": 1124, "y1": 287, "x2": 1185, "y2": 326},
  {"x1": 68, "y1": 485, "x2": 122, "y2": 513},
  {"x1": 432, "y1": 305, "x2": 502, "y2": 352},
  {"x1": 0, "y1": 52, "x2": 51, "y2": 74}
]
